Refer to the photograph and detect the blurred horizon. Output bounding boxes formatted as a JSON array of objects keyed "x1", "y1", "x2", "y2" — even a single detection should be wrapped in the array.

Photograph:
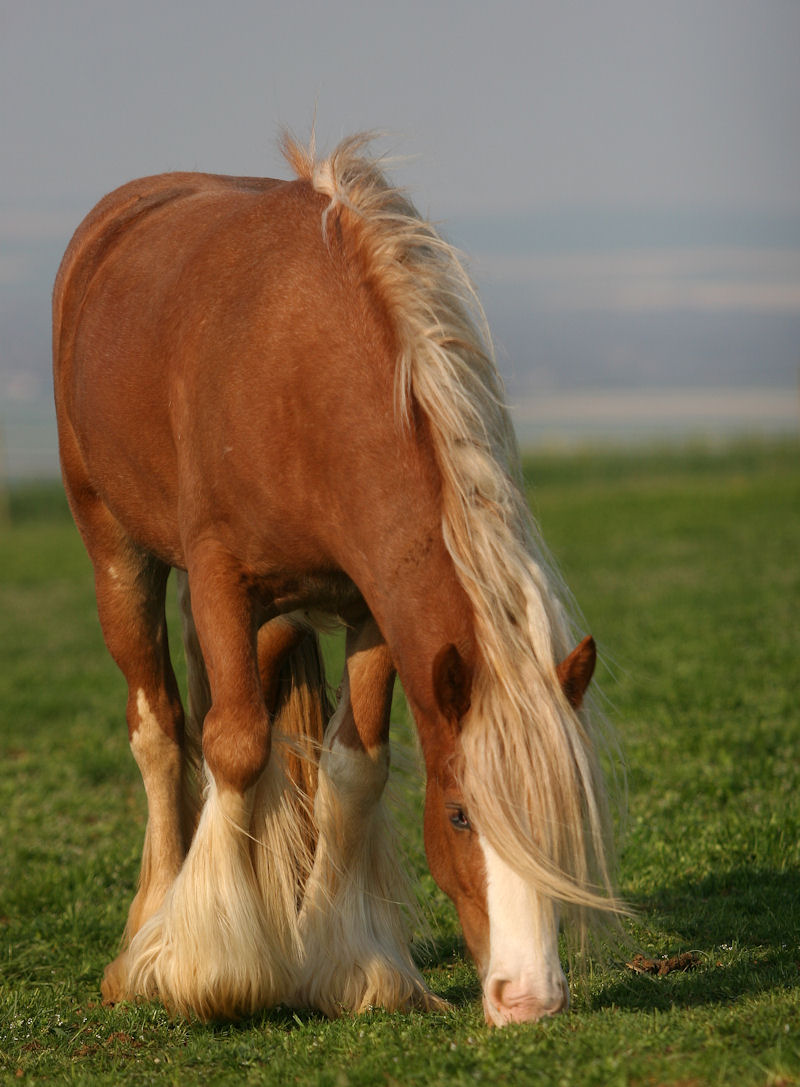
[{"x1": 4, "y1": 384, "x2": 797, "y2": 482}]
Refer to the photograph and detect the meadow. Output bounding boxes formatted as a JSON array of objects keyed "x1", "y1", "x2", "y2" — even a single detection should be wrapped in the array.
[{"x1": 1, "y1": 439, "x2": 798, "y2": 1086}]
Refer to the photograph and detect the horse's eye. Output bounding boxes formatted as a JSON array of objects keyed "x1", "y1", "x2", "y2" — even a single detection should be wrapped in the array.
[{"x1": 448, "y1": 808, "x2": 471, "y2": 831}]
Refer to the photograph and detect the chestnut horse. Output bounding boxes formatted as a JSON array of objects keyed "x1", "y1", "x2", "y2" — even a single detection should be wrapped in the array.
[{"x1": 53, "y1": 134, "x2": 620, "y2": 1026}]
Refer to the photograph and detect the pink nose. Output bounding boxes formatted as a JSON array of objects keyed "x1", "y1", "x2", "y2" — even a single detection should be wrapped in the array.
[{"x1": 483, "y1": 975, "x2": 569, "y2": 1025}]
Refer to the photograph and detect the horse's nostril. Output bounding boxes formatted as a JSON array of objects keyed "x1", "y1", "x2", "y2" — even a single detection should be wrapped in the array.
[
  {"x1": 484, "y1": 975, "x2": 569, "y2": 1025},
  {"x1": 485, "y1": 975, "x2": 511, "y2": 1012}
]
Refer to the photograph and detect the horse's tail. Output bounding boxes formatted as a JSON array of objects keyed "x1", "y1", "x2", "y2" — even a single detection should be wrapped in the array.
[
  {"x1": 250, "y1": 615, "x2": 332, "y2": 913},
  {"x1": 176, "y1": 572, "x2": 331, "y2": 955},
  {"x1": 175, "y1": 570, "x2": 209, "y2": 841}
]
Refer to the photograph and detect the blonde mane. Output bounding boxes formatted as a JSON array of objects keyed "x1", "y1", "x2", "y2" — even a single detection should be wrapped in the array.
[{"x1": 283, "y1": 133, "x2": 621, "y2": 924}]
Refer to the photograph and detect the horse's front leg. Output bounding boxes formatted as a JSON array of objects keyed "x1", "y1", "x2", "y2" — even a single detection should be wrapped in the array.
[
  {"x1": 294, "y1": 615, "x2": 444, "y2": 1015},
  {"x1": 125, "y1": 542, "x2": 296, "y2": 1020}
]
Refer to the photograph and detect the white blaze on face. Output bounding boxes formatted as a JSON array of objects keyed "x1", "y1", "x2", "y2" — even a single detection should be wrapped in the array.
[{"x1": 479, "y1": 835, "x2": 569, "y2": 1026}]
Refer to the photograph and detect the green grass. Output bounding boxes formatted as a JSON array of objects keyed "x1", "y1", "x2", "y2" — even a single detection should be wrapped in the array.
[{"x1": 1, "y1": 439, "x2": 799, "y2": 1085}]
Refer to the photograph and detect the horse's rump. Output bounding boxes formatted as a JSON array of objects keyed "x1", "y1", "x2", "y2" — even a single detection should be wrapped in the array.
[{"x1": 54, "y1": 169, "x2": 446, "y2": 611}]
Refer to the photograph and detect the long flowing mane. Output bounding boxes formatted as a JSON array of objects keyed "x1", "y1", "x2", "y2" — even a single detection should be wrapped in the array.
[{"x1": 283, "y1": 133, "x2": 620, "y2": 924}]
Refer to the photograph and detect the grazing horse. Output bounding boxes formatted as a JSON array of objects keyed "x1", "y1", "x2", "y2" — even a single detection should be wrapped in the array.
[{"x1": 53, "y1": 133, "x2": 620, "y2": 1026}]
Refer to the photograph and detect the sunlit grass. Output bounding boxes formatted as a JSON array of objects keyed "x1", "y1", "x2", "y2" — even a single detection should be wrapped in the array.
[{"x1": 1, "y1": 439, "x2": 798, "y2": 1085}]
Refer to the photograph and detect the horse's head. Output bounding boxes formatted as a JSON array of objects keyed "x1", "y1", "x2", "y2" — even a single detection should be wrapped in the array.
[{"x1": 423, "y1": 637, "x2": 597, "y2": 1026}]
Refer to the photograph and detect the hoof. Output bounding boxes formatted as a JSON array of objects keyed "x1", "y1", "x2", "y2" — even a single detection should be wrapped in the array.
[
  {"x1": 101, "y1": 951, "x2": 130, "y2": 1006},
  {"x1": 292, "y1": 962, "x2": 448, "y2": 1018},
  {"x1": 411, "y1": 987, "x2": 451, "y2": 1014}
]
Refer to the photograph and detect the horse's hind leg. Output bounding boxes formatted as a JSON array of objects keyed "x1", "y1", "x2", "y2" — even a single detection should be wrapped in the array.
[
  {"x1": 126, "y1": 541, "x2": 298, "y2": 1020},
  {"x1": 294, "y1": 616, "x2": 444, "y2": 1015},
  {"x1": 177, "y1": 572, "x2": 322, "y2": 922},
  {"x1": 63, "y1": 489, "x2": 186, "y2": 1007}
]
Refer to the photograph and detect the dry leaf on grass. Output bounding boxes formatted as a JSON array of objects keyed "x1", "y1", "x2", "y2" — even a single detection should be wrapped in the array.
[{"x1": 625, "y1": 952, "x2": 701, "y2": 976}]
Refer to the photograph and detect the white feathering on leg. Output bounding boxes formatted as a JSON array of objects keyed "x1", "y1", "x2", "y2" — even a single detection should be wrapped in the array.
[
  {"x1": 294, "y1": 738, "x2": 443, "y2": 1015},
  {"x1": 249, "y1": 741, "x2": 314, "y2": 968},
  {"x1": 126, "y1": 769, "x2": 293, "y2": 1021}
]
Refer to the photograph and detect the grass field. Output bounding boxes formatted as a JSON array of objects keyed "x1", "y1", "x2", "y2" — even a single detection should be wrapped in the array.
[{"x1": 1, "y1": 440, "x2": 798, "y2": 1086}]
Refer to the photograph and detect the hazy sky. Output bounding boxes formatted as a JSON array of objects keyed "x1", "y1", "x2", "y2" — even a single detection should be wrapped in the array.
[
  {"x1": 4, "y1": 0, "x2": 800, "y2": 213},
  {"x1": 2, "y1": 0, "x2": 799, "y2": 457}
]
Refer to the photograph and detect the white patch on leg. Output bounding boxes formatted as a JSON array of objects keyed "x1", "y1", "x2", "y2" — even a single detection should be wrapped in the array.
[
  {"x1": 479, "y1": 836, "x2": 569, "y2": 1025},
  {"x1": 126, "y1": 770, "x2": 292, "y2": 1020},
  {"x1": 294, "y1": 737, "x2": 442, "y2": 1015},
  {"x1": 102, "y1": 691, "x2": 186, "y2": 1006},
  {"x1": 129, "y1": 690, "x2": 185, "y2": 914}
]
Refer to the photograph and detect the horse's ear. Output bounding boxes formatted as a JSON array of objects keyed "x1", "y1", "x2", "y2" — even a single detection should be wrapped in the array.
[
  {"x1": 432, "y1": 644, "x2": 472, "y2": 726},
  {"x1": 556, "y1": 635, "x2": 596, "y2": 709}
]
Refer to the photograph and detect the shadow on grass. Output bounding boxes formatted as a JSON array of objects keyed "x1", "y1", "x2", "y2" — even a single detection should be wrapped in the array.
[
  {"x1": 433, "y1": 975, "x2": 482, "y2": 1009},
  {"x1": 638, "y1": 865, "x2": 800, "y2": 947},
  {"x1": 205, "y1": 1005, "x2": 326, "y2": 1035},
  {"x1": 595, "y1": 865, "x2": 800, "y2": 1013},
  {"x1": 595, "y1": 955, "x2": 798, "y2": 1015},
  {"x1": 415, "y1": 931, "x2": 481, "y2": 1009},
  {"x1": 414, "y1": 930, "x2": 464, "y2": 967}
]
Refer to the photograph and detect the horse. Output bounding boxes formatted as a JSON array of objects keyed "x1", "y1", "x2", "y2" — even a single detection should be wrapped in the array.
[{"x1": 52, "y1": 132, "x2": 621, "y2": 1026}]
